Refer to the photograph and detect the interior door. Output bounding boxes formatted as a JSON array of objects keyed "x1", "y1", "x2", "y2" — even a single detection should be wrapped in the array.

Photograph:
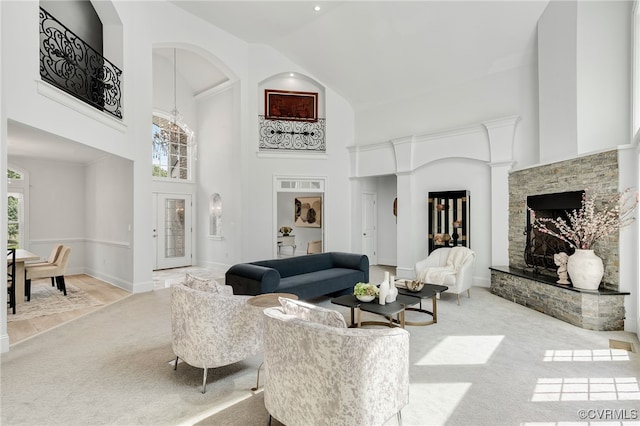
[
  {"x1": 153, "y1": 193, "x2": 192, "y2": 270},
  {"x1": 362, "y1": 192, "x2": 377, "y2": 265}
]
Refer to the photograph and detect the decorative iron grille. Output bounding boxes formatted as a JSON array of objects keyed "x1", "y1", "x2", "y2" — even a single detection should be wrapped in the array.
[
  {"x1": 258, "y1": 115, "x2": 325, "y2": 152},
  {"x1": 39, "y1": 7, "x2": 122, "y2": 119},
  {"x1": 524, "y1": 225, "x2": 575, "y2": 273}
]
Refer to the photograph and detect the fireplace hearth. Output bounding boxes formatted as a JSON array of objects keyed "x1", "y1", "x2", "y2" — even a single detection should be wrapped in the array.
[{"x1": 525, "y1": 190, "x2": 583, "y2": 275}]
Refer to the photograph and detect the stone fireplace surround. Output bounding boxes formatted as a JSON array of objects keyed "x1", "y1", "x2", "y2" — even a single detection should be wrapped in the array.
[{"x1": 490, "y1": 150, "x2": 629, "y2": 331}]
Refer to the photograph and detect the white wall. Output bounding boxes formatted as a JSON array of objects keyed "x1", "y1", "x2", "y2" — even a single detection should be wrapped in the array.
[
  {"x1": 576, "y1": 0, "x2": 632, "y2": 152},
  {"x1": 349, "y1": 122, "x2": 498, "y2": 287},
  {"x1": 194, "y1": 84, "x2": 236, "y2": 268},
  {"x1": 412, "y1": 159, "x2": 491, "y2": 287},
  {"x1": 376, "y1": 175, "x2": 397, "y2": 266},
  {"x1": 6, "y1": 154, "x2": 135, "y2": 290},
  {"x1": 538, "y1": 0, "x2": 578, "y2": 163},
  {"x1": 152, "y1": 51, "x2": 197, "y2": 128},
  {"x1": 538, "y1": 0, "x2": 633, "y2": 162},
  {"x1": 239, "y1": 45, "x2": 355, "y2": 262},
  {"x1": 84, "y1": 155, "x2": 133, "y2": 290},
  {"x1": 7, "y1": 156, "x2": 86, "y2": 275},
  {"x1": 355, "y1": 64, "x2": 540, "y2": 170}
]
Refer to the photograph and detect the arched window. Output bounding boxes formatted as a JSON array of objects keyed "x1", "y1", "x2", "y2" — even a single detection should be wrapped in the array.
[{"x1": 152, "y1": 114, "x2": 194, "y2": 180}]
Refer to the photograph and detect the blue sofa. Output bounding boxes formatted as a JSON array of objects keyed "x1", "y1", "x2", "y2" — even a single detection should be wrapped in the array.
[{"x1": 225, "y1": 252, "x2": 369, "y2": 300}]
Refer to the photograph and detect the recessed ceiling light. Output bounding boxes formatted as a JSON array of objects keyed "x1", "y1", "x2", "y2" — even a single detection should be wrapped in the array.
[
  {"x1": 289, "y1": 73, "x2": 295, "y2": 77},
  {"x1": 314, "y1": 5, "x2": 321, "y2": 12}
]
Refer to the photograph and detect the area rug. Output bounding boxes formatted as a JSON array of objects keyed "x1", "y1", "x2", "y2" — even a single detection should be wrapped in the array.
[{"x1": 7, "y1": 282, "x2": 103, "y2": 322}]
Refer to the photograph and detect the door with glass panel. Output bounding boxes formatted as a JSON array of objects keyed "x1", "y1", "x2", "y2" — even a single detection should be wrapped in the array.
[{"x1": 153, "y1": 193, "x2": 192, "y2": 270}]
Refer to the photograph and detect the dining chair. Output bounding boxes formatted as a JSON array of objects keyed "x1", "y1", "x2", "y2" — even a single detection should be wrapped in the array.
[
  {"x1": 7, "y1": 248, "x2": 16, "y2": 314},
  {"x1": 25, "y1": 246, "x2": 72, "y2": 299},
  {"x1": 26, "y1": 244, "x2": 63, "y2": 288},
  {"x1": 7, "y1": 248, "x2": 16, "y2": 315},
  {"x1": 306, "y1": 240, "x2": 322, "y2": 254}
]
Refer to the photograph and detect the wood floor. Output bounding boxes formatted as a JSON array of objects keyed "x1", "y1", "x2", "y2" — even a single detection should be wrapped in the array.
[{"x1": 7, "y1": 274, "x2": 130, "y2": 345}]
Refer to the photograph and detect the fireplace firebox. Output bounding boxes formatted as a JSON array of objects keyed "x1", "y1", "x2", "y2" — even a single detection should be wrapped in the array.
[{"x1": 525, "y1": 190, "x2": 583, "y2": 274}]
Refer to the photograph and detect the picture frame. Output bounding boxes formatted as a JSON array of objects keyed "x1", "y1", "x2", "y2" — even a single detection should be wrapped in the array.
[
  {"x1": 265, "y1": 89, "x2": 318, "y2": 122},
  {"x1": 294, "y1": 196, "x2": 322, "y2": 228}
]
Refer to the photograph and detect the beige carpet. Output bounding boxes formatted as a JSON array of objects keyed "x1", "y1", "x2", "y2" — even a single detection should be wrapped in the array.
[
  {"x1": 7, "y1": 281, "x2": 102, "y2": 322},
  {"x1": 2, "y1": 281, "x2": 639, "y2": 425}
]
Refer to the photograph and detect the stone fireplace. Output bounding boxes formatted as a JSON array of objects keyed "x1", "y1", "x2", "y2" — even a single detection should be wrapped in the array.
[{"x1": 490, "y1": 150, "x2": 628, "y2": 331}]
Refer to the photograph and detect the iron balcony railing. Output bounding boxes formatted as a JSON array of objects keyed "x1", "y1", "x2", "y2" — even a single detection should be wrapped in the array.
[{"x1": 39, "y1": 7, "x2": 122, "y2": 119}]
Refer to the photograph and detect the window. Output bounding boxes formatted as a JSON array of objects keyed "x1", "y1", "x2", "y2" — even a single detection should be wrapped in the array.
[
  {"x1": 7, "y1": 168, "x2": 25, "y2": 248},
  {"x1": 152, "y1": 114, "x2": 194, "y2": 180}
]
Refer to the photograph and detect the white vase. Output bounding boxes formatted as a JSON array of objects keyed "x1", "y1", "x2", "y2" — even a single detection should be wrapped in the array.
[
  {"x1": 378, "y1": 279, "x2": 389, "y2": 306},
  {"x1": 386, "y1": 275, "x2": 398, "y2": 303},
  {"x1": 567, "y1": 249, "x2": 604, "y2": 290}
]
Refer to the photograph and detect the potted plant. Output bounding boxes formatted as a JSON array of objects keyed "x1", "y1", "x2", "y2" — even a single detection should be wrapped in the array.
[
  {"x1": 353, "y1": 282, "x2": 379, "y2": 302},
  {"x1": 530, "y1": 188, "x2": 638, "y2": 290}
]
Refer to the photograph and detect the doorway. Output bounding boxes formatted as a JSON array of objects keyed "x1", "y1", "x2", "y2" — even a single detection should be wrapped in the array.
[
  {"x1": 153, "y1": 193, "x2": 192, "y2": 270},
  {"x1": 273, "y1": 176, "x2": 325, "y2": 258}
]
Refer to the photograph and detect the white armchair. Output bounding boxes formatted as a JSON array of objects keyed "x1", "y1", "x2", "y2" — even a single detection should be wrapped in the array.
[
  {"x1": 415, "y1": 246, "x2": 475, "y2": 305},
  {"x1": 263, "y1": 299, "x2": 410, "y2": 426},
  {"x1": 170, "y1": 274, "x2": 262, "y2": 393}
]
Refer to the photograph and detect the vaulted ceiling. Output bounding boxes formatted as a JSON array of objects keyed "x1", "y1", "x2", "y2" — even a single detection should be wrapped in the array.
[
  {"x1": 171, "y1": 0, "x2": 550, "y2": 111},
  {"x1": 10, "y1": 1, "x2": 550, "y2": 163}
]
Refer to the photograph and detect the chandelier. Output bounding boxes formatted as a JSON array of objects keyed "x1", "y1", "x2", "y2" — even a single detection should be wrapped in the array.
[{"x1": 152, "y1": 48, "x2": 195, "y2": 160}]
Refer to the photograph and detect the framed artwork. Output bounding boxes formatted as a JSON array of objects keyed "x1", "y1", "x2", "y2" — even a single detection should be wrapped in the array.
[
  {"x1": 265, "y1": 89, "x2": 318, "y2": 122},
  {"x1": 295, "y1": 196, "x2": 322, "y2": 228}
]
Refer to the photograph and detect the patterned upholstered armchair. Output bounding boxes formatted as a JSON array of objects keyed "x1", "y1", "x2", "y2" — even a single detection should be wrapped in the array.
[
  {"x1": 170, "y1": 274, "x2": 262, "y2": 393},
  {"x1": 263, "y1": 299, "x2": 410, "y2": 426}
]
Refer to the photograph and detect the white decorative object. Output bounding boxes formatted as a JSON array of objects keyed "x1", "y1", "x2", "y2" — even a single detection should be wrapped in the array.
[
  {"x1": 567, "y1": 249, "x2": 604, "y2": 290},
  {"x1": 386, "y1": 275, "x2": 398, "y2": 303},
  {"x1": 553, "y1": 252, "x2": 570, "y2": 285},
  {"x1": 356, "y1": 295, "x2": 375, "y2": 303},
  {"x1": 378, "y1": 273, "x2": 389, "y2": 306}
]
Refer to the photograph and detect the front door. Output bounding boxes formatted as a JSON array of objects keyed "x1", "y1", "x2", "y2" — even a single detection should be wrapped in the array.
[{"x1": 153, "y1": 193, "x2": 192, "y2": 270}]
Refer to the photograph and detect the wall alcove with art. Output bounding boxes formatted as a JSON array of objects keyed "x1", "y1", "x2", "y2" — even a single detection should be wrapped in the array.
[{"x1": 257, "y1": 73, "x2": 326, "y2": 153}]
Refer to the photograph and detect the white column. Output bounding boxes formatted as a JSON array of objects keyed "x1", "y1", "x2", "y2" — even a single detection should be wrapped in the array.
[
  {"x1": 488, "y1": 162, "x2": 515, "y2": 266},
  {"x1": 483, "y1": 117, "x2": 520, "y2": 267},
  {"x1": 392, "y1": 137, "x2": 415, "y2": 279}
]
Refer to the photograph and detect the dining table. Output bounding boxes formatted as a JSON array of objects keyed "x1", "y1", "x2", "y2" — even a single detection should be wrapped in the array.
[{"x1": 7, "y1": 249, "x2": 40, "y2": 305}]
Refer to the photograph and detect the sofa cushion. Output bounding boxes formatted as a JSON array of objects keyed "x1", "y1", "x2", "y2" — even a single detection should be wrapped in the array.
[{"x1": 279, "y1": 297, "x2": 347, "y2": 328}]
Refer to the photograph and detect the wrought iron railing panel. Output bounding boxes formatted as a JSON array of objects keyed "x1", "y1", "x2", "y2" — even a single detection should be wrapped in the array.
[
  {"x1": 39, "y1": 7, "x2": 122, "y2": 119},
  {"x1": 258, "y1": 115, "x2": 325, "y2": 152}
]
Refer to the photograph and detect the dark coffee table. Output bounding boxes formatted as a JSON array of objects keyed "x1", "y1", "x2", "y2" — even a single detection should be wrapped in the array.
[
  {"x1": 396, "y1": 282, "x2": 448, "y2": 326},
  {"x1": 331, "y1": 294, "x2": 417, "y2": 328}
]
